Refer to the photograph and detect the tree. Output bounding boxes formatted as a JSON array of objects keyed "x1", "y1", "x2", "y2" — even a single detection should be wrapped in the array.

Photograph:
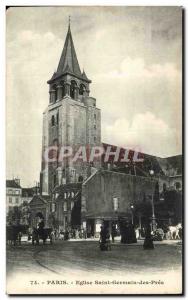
[{"x1": 7, "y1": 206, "x2": 21, "y2": 225}]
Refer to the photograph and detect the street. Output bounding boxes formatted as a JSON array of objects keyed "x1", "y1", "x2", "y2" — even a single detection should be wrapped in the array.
[
  {"x1": 7, "y1": 240, "x2": 182, "y2": 277},
  {"x1": 6, "y1": 240, "x2": 182, "y2": 294}
]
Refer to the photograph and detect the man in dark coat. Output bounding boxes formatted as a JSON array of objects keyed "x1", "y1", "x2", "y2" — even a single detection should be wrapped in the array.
[{"x1": 37, "y1": 217, "x2": 45, "y2": 238}]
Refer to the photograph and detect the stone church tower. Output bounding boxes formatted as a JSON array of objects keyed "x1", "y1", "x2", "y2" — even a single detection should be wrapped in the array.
[{"x1": 41, "y1": 23, "x2": 101, "y2": 195}]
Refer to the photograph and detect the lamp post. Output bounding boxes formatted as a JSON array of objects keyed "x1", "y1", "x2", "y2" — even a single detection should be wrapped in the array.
[
  {"x1": 130, "y1": 204, "x2": 134, "y2": 225},
  {"x1": 149, "y1": 169, "x2": 157, "y2": 232}
]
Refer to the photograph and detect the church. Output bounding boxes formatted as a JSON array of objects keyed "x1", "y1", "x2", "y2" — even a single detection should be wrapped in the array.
[{"x1": 29, "y1": 22, "x2": 182, "y2": 236}]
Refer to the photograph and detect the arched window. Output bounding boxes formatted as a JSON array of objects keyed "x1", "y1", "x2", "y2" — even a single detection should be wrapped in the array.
[
  {"x1": 175, "y1": 182, "x2": 181, "y2": 190},
  {"x1": 79, "y1": 84, "x2": 86, "y2": 95},
  {"x1": 60, "y1": 81, "x2": 66, "y2": 98},
  {"x1": 163, "y1": 183, "x2": 167, "y2": 191},
  {"x1": 78, "y1": 175, "x2": 83, "y2": 182},
  {"x1": 70, "y1": 80, "x2": 77, "y2": 99},
  {"x1": 52, "y1": 84, "x2": 57, "y2": 102},
  {"x1": 52, "y1": 138, "x2": 58, "y2": 146},
  {"x1": 51, "y1": 115, "x2": 55, "y2": 126}
]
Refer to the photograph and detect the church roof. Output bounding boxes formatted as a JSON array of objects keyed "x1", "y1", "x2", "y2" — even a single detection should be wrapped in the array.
[
  {"x1": 48, "y1": 24, "x2": 91, "y2": 83},
  {"x1": 57, "y1": 24, "x2": 82, "y2": 77}
]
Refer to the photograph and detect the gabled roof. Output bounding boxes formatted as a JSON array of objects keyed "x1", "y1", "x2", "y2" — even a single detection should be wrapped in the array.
[
  {"x1": 6, "y1": 180, "x2": 21, "y2": 189},
  {"x1": 29, "y1": 194, "x2": 51, "y2": 205},
  {"x1": 57, "y1": 24, "x2": 82, "y2": 77}
]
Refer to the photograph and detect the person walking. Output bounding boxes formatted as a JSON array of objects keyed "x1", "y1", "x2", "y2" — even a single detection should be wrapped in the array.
[{"x1": 111, "y1": 224, "x2": 116, "y2": 243}]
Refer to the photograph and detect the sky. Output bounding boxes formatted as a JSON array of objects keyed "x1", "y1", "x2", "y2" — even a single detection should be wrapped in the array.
[{"x1": 6, "y1": 6, "x2": 182, "y2": 187}]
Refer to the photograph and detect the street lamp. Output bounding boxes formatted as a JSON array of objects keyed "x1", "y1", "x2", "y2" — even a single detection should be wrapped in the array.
[
  {"x1": 130, "y1": 204, "x2": 134, "y2": 225},
  {"x1": 149, "y1": 169, "x2": 157, "y2": 232}
]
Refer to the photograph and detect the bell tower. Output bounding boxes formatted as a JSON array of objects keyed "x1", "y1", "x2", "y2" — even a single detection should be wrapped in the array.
[
  {"x1": 40, "y1": 21, "x2": 101, "y2": 195},
  {"x1": 47, "y1": 22, "x2": 91, "y2": 103}
]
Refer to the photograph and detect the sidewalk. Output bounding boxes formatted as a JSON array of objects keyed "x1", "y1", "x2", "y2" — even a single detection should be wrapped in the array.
[{"x1": 68, "y1": 237, "x2": 182, "y2": 246}]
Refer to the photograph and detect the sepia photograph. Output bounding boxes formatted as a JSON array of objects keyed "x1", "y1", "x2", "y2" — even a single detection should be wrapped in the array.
[{"x1": 6, "y1": 6, "x2": 183, "y2": 295}]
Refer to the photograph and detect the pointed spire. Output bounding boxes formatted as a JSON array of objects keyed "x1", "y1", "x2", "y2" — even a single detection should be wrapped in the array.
[
  {"x1": 56, "y1": 20, "x2": 82, "y2": 77},
  {"x1": 68, "y1": 15, "x2": 71, "y2": 28},
  {"x1": 48, "y1": 19, "x2": 91, "y2": 84},
  {"x1": 82, "y1": 69, "x2": 90, "y2": 82}
]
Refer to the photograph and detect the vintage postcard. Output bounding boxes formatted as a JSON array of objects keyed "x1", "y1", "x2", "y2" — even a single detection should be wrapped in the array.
[{"x1": 6, "y1": 6, "x2": 183, "y2": 295}]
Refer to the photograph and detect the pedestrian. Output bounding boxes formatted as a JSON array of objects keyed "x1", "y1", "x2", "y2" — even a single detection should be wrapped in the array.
[
  {"x1": 111, "y1": 224, "x2": 116, "y2": 243},
  {"x1": 99, "y1": 225, "x2": 110, "y2": 251},
  {"x1": 75, "y1": 229, "x2": 79, "y2": 239},
  {"x1": 59, "y1": 230, "x2": 64, "y2": 240},
  {"x1": 143, "y1": 223, "x2": 154, "y2": 250},
  {"x1": 135, "y1": 227, "x2": 140, "y2": 240}
]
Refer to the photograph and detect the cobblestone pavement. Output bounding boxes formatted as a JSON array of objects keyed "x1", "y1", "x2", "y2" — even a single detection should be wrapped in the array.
[{"x1": 7, "y1": 240, "x2": 182, "y2": 277}]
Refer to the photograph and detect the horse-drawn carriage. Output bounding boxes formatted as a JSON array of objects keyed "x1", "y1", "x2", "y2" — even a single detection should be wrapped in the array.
[
  {"x1": 6, "y1": 225, "x2": 54, "y2": 246},
  {"x1": 6, "y1": 224, "x2": 28, "y2": 246},
  {"x1": 31, "y1": 227, "x2": 54, "y2": 245}
]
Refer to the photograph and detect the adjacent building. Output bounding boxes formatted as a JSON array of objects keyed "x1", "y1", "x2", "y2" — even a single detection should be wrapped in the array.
[
  {"x1": 6, "y1": 179, "x2": 22, "y2": 214},
  {"x1": 22, "y1": 187, "x2": 36, "y2": 204}
]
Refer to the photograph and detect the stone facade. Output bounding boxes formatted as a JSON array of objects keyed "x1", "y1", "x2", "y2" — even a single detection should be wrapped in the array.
[
  {"x1": 52, "y1": 183, "x2": 82, "y2": 229},
  {"x1": 6, "y1": 179, "x2": 22, "y2": 214},
  {"x1": 40, "y1": 24, "x2": 101, "y2": 196},
  {"x1": 81, "y1": 170, "x2": 156, "y2": 235},
  {"x1": 29, "y1": 195, "x2": 51, "y2": 227}
]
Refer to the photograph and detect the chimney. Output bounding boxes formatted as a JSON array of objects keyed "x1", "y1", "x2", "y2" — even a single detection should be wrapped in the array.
[{"x1": 14, "y1": 178, "x2": 20, "y2": 186}]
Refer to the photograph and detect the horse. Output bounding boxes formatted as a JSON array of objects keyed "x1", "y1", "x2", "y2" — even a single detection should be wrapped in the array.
[
  {"x1": 32, "y1": 227, "x2": 53, "y2": 245},
  {"x1": 168, "y1": 223, "x2": 182, "y2": 240},
  {"x1": 6, "y1": 225, "x2": 22, "y2": 246}
]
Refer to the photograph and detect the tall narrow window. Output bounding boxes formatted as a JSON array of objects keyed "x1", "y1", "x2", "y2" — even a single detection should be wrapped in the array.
[
  {"x1": 70, "y1": 81, "x2": 77, "y2": 99},
  {"x1": 51, "y1": 115, "x2": 55, "y2": 126},
  {"x1": 64, "y1": 202, "x2": 67, "y2": 212},
  {"x1": 71, "y1": 201, "x2": 74, "y2": 210},
  {"x1": 79, "y1": 84, "x2": 86, "y2": 95},
  {"x1": 52, "y1": 84, "x2": 57, "y2": 102},
  {"x1": 53, "y1": 174, "x2": 56, "y2": 186},
  {"x1": 56, "y1": 111, "x2": 59, "y2": 125},
  {"x1": 54, "y1": 88, "x2": 57, "y2": 102},
  {"x1": 113, "y1": 197, "x2": 119, "y2": 211}
]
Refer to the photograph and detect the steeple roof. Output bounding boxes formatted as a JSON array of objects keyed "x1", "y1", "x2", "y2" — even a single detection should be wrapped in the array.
[
  {"x1": 57, "y1": 24, "x2": 82, "y2": 76},
  {"x1": 48, "y1": 23, "x2": 91, "y2": 84},
  {"x1": 82, "y1": 69, "x2": 90, "y2": 81}
]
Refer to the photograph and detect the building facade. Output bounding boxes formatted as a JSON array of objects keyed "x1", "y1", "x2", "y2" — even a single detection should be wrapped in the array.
[
  {"x1": 22, "y1": 187, "x2": 36, "y2": 204},
  {"x1": 6, "y1": 179, "x2": 22, "y2": 214}
]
